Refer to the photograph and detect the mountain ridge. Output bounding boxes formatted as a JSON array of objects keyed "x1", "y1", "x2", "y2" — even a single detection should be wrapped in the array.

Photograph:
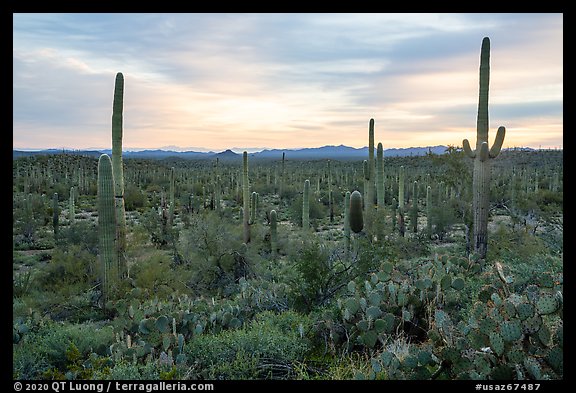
[{"x1": 12, "y1": 144, "x2": 539, "y2": 160}]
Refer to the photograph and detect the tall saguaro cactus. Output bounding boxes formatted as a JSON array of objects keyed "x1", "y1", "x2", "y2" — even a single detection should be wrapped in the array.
[
  {"x1": 398, "y1": 165, "x2": 405, "y2": 210},
  {"x1": 52, "y1": 192, "x2": 59, "y2": 243},
  {"x1": 168, "y1": 167, "x2": 175, "y2": 227},
  {"x1": 462, "y1": 37, "x2": 506, "y2": 259},
  {"x1": 69, "y1": 186, "x2": 75, "y2": 224},
  {"x1": 242, "y1": 151, "x2": 251, "y2": 243},
  {"x1": 344, "y1": 191, "x2": 351, "y2": 256},
  {"x1": 112, "y1": 72, "x2": 127, "y2": 278},
  {"x1": 302, "y1": 179, "x2": 310, "y2": 232},
  {"x1": 98, "y1": 154, "x2": 117, "y2": 303},
  {"x1": 270, "y1": 209, "x2": 278, "y2": 258},
  {"x1": 279, "y1": 152, "x2": 285, "y2": 197},
  {"x1": 410, "y1": 181, "x2": 418, "y2": 233},
  {"x1": 327, "y1": 160, "x2": 334, "y2": 222},
  {"x1": 426, "y1": 185, "x2": 433, "y2": 234},
  {"x1": 376, "y1": 142, "x2": 385, "y2": 207},
  {"x1": 365, "y1": 119, "x2": 375, "y2": 232}
]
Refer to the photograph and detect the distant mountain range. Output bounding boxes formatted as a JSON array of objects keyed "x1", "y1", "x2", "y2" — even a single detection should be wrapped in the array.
[{"x1": 12, "y1": 144, "x2": 537, "y2": 161}]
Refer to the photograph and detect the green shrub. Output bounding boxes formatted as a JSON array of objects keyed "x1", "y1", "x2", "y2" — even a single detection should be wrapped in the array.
[
  {"x1": 289, "y1": 194, "x2": 326, "y2": 228},
  {"x1": 97, "y1": 361, "x2": 160, "y2": 380},
  {"x1": 13, "y1": 321, "x2": 115, "y2": 379},
  {"x1": 36, "y1": 245, "x2": 97, "y2": 296},
  {"x1": 287, "y1": 239, "x2": 353, "y2": 313},
  {"x1": 124, "y1": 184, "x2": 148, "y2": 211},
  {"x1": 130, "y1": 251, "x2": 193, "y2": 298},
  {"x1": 185, "y1": 310, "x2": 311, "y2": 379},
  {"x1": 57, "y1": 220, "x2": 99, "y2": 254}
]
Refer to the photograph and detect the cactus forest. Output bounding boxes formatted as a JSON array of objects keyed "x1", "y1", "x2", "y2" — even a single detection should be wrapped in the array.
[{"x1": 13, "y1": 37, "x2": 562, "y2": 381}]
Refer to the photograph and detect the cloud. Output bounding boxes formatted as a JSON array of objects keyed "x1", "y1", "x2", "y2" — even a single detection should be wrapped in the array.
[{"x1": 13, "y1": 13, "x2": 563, "y2": 150}]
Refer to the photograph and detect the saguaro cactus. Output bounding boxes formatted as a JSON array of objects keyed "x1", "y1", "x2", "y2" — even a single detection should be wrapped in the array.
[
  {"x1": 98, "y1": 154, "x2": 117, "y2": 303},
  {"x1": 462, "y1": 37, "x2": 506, "y2": 259},
  {"x1": 410, "y1": 181, "x2": 418, "y2": 233},
  {"x1": 215, "y1": 175, "x2": 221, "y2": 213},
  {"x1": 367, "y1": 119, "x2": 375, "y2": 209},
  {"x1": 112, "y1": 72, "x2": 127, "y2": 277},
  {"x1": 344, "y1": 191, "x2": 351, "y2": 255},
  {"x1": 349, "y1": 190, "x2": 364, "y2": 234},
  {"x1": 327, "y1": 160, "x2": 334, "y2": 222},
  {"x1": 398, "y1": 165, "x2": 405, "y2": 210},
  {"x1": 168, "y1": 167, "x2": 175, "y2": 227},
  {"x1": 376, "y1": 142, "x2": 385, "y2": 207},
  {"x1": 250, "y1": 191, "x2": 258, "y2": 224},
  {"x1": 69, "y1": 186, "x2": 75, "y2": 224},
  {"x1": 270, "y1": 209, "x2": 278, "y2": 258},
  {"x1": 279, "y1": 152, "x2": 285, "y2": 197},
  {"x1": 302, "y1": 179, "x2": 310, "y2": 231},
  {"x1": 362, "y1": 119, "x2": 375, "y2": 234},
  {"x1": 363, "y1": 160, "x2": 369, "y2": 204},
  {"x1": 242, "y1": 151, "x2": 251, "y2": 243},
  {"x1": 52, "y1": 192, "x2": 59, "y2": 242},
  {"x1": 426, "y1": 185, "x2": 433, "y2": 234}
]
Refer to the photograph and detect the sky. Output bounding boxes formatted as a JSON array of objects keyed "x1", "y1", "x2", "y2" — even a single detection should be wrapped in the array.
[{"x1": 13, "y1": 13, "x2": 563, "y2": 152}]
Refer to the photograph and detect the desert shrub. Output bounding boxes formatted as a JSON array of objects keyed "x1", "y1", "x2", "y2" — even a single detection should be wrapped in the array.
[
  {"x1": 185, "y1": 310, "x2": 311, "y2": 379},
  {"x1": 96, "y1": 361, "x2": 159, "y2": 380},
  {"x1": 287, "y1": 239, "x2": 353, "y2": 313},
  {"x1": 37, "y1": 245, "x2": 97, "y2": 294},
  {"x1": 13, "y1": 321, "x2": 115, "y2": 379},
  {"x1": 124, "y1": 184, "x2": 148, "y2": 211},
  {"x1": 179, "y1": 210, "x2": 254, "y2": 294},
  {"x1": 288, "y1": 194, "x2": 327, "y2": 229},
  {"x1": 488, "y1": 224, "x2": 549, "y2": 263},
  {"x1": 130, "y1": 251, "x2": 193, "y2": 299},
  {"x1": 57, "y1": 220, "x2": 99, "y2": 254}
]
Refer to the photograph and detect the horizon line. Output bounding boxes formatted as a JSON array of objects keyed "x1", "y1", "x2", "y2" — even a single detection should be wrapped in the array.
[{"x1": 12, "y1": 143, "x2": 563, "y2": 154}]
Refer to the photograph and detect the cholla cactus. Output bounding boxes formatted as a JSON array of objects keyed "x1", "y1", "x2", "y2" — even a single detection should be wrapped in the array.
[{"x1": 462, "y1": 37, "x2": 506, "y2": 259}]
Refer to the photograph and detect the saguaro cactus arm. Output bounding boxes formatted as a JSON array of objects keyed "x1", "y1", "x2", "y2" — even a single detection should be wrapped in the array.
[
  {"x1": 462, "y1": 138, "x2": 476, "y2": 158},
  {"x1": 489, "y1": 126, "x2": 506, "y2": 158}
]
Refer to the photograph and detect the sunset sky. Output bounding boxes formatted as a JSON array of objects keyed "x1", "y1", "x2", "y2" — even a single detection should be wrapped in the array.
[{"x1": 13, "y1": 13, "x2": 563, "y2": 152}]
